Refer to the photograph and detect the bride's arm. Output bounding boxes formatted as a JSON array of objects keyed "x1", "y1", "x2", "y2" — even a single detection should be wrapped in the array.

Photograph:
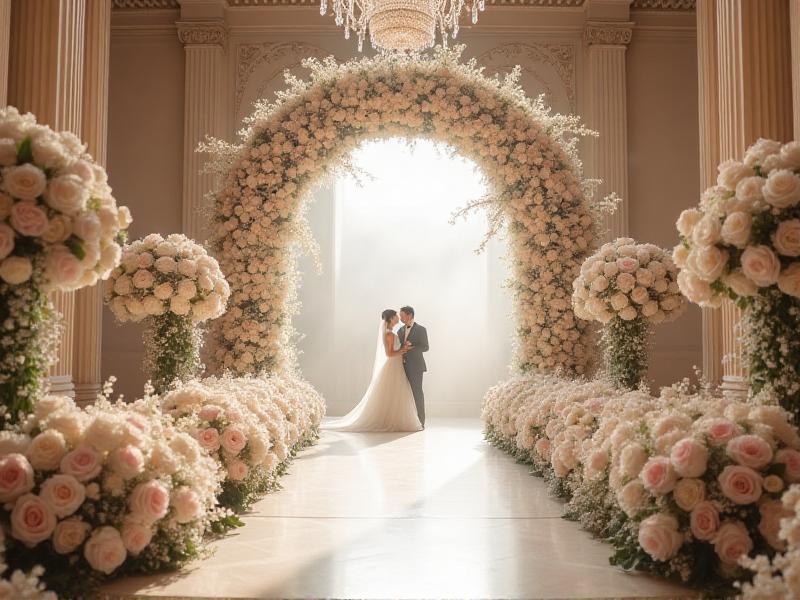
[{"x1": 384, "y1": 332, "x2": 404, "y2": 357}]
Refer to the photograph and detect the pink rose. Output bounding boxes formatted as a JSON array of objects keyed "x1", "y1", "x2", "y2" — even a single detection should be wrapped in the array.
[
  {"x1": 725, "y1": 435, "x2": 774, "y2": 470},
  {"x1": 0, "y1": 223, "x2": 13, "y2": 260},
  {"x1": 617, "y1": 257, "x2": 639, "y2": 273},
  {"x1": 198, "y1": 406, "x2": 221, "y2": 421},
  {"x1": 640, "y1": 456, "x2": 678, "y2": 495},
  {"x1": 52, "y1": 518, "x2": 90, "y2": 554},
  {"x1": 9, "y1": 201, "x2": 48, "y2": 237},
  {"x1": 740, "y1": 245, "x2": 781, "y2": 287},
  {"x1": 718, "y1": 465, "x2": 762, "y2": 505},
  {"x1": 10, "y1": 493, "x2": 56, "y2": 547},
  {"x1": 0, "y1": 453, "x2": 34, "y2": 502},
  {"x1": 775, "y1": 448, "x2": 800, "y2": 482},
  {"x1": 128, "y1": 480, "x2": 170, "y2": 524},
  {"x1": 196, "y1": 427, "x2": 221, "y2": 451},
  {"x1": 689, "y1": 500, "x2": 720, "y2": 541},
  {"x1": 83, "y1": 526, "x2": 127, "y2": 574},
  {"x1": 227, "y1": 459, "x2": 248, "y2": 481},
  {"x1": 60, "y1": 445, "x2": 102, "y2": 482},
  {"x1": 45, "y1": 247, "x2": 82, "y2": 288},
  {"x1": 759, "y1": 499, "x2": 792, "y2": 550},
  {"x1": 172, "y1": 487, "x2": 202, "y2": 523},
  {"x1": 670, "y1": 438, "x2": 709, "y2": 478},
  {"x1": 704, "y1": 418, "x2": 740, "y2": 445},
  {"x1": 637, "y1": 513, "x2": 683, "y2": 561},
  {"x1": 713, "y1": 521, "x2": 753, "y2": 565},
  {"x1": 39, "y1": 474, "x2": 86, "y2": 518},
  {"x1": 121, "y1": 519, "x2": 153, "y2": 555},
  {"x1": 109, "y1": 446, "x2": 145, "y2": 480},
  {"x1": 220, "y1": 426, "x2": 247, "y2": 455}
]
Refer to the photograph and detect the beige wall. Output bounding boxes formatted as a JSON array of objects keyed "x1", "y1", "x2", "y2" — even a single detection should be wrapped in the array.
[{"x1": 104, "y1": 4, "x2": 703, "y2": 400}]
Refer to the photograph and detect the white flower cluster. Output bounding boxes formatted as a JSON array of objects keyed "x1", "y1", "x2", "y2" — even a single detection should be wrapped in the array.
[
  {"x1": 161, "y1": 374, "x2": 325, "y2": 509},
  {"x1": 0, "y1": 106, "x2": 131, "y2": 290},
  {"x1": 105, "y1": 233, "x2": 230, "y2": 323},
  {"x1": 573, "y1": 238, "x2": 686, "y2": 325},
  {"x1": 741, "y1": 484, "x2": 800, "y2": 599},
  {"x1": 0, "y1": 528, "x2": 55, "y2": 600},
  {"x1": 205, "y1": 46, "x2": 596, "y2": 376},
  {"x1": 483, "y1": 374, "x2": 800, "y2": 586},
  {"x1": 675, "y1": 138, "x2": 800, "y2": 306},
  {"x1": 0, "y1": 391, "x2": 223, "y2": 592}
]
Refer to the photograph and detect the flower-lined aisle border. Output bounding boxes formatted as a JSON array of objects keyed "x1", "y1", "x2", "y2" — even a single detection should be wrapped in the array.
[{"x1": 204, "y1": 46, "x2": 600, "y2": 377}]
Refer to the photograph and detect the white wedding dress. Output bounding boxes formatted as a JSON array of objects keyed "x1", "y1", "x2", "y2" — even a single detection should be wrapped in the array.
[{"x1": 324, "y1": 325, "x2": 423, "y2": 432}]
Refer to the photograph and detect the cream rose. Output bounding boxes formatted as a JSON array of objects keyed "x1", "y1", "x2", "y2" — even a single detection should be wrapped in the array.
[
  {"x1": 2, "y1": 164, "x2": 47, "y2": 200},
  {"x1": 154, "y1": 256, "x2": 177, "y2": 273},
  {"x1": 676, "y1": 209, "x2": 702, "y2": 237},
  {"x1": 172, "y1": 487, "x2": 202, "y2": 523},
  {"x1": 721, "y1": 212, "x2": 752, "y2": 248},
  {"x1": 109, "y1": 445, "x2": 145, "y2": 480},
  {"x1": 677, "y1": 270, "x2": 712, "y2": 304},
  {"x1": 39, "y1": 474, "x2": 86, "y2": 518},
  {"x1": 637, "y1": 513, "x2": 683, "y2": 562},
  {"x1": 227, "y1": 459, "x2": 249, "y2": 481},
  {"x1": 176, "y1": 279, "x2": 197, "y2": 299},
  {"x1": 725, "y1": 434, "x2": 774, "y2": 469},
  {"x1": 620, "y1": 443, "x2": 648, "y2": 478},
  {"x1": 128, "y1": 480, "x2": 170, "y2": 524},
  {"x1": 170, "y1": 296, "x2": 191, "y2": 316},
  {"x1": 10, "y1": 493, "x2": 56, "y2": 547},
  {"x1": 673, "y1": 478, "x2": 706, "y2": 511},
  {"x1": 44, "y1": 173, "x2": 88, "y2": 215},
  {"x1": 778, "y1": 263, "x2": 800, "y2": 298},
  {"x1": 670, "y1": 438, "x2": 708, "y2": 478},
  {"x1": 121, "y1": 519, "x2": 152, "y2": 555},
  {"x1": 0, "y1": 453, "x2": 34, "y2": 502},
  {"x1": 45, "y1": 247, "x2": 82, "y2": 288},
  {"x1": 773, "y1": 219, "x2": 800, "y2": 257},
  {"x1": 52, "y1": 518, "x2": 90, "y2": 554},
  {"x1": 740, "y1": 245, "x2": 781, "y2": 287},
  {"x1": 153, "y1": 282, "x2": 173, "y2": 300},
  {"x1": 717, "y1": 159, "x2": 753, "y2": 191},
  {"x1": 84, "y1": 526, "x2": 127, "y2": 575},
  {"x1": 132, "y1": 268, "x2": 154, "y2": 289},
  {"x1": 9, "y1": 201, "x2": 48, "y2": 237},
  {"x1": 60, "y1": 444, "x2": 102, "y2": 482},
  {"x1": 689, "y1": 500, "x2": 720, "y2": 541},
  {"x1": 0, "y1": 255, "x2": 33, "y2": 284},
  {"x1": 775, "y1": 449, "x2": 800, "y2": 482},
  {"x1": 692, "y1": 215, "x2": 722, "y2": 246},
  {"x1": 617, "y1": 480, "x2": 645, "y2": 517},
  {"x1": 41, "y1": 214, "x2": 72, "y2": 243},
  {"x1": 764, "y1": 169, "x2": 800, "y2": 209},
  {"x1": 723, "y1": 270, "x2": 758, "y2": 298},
  {"x1": 713, "y1": 520, "x2": 753, "y2": 565},
  {"x1": 640, "y1": 456, "x2": 678, "y2": 495},
  {"x1": 718, "y1": 465, "x2": 762, "y2": 504},
  {"x1": 692, "y1": 246, "x2": 728, "y2": 282},
  {"x1": 26, "y1": 429, "x2": 67, "y2": 470}
]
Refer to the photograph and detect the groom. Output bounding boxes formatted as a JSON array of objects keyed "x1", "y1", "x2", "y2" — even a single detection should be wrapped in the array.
[{"x1": 398, "y1": 306, "x2": 429, "y2": 427}]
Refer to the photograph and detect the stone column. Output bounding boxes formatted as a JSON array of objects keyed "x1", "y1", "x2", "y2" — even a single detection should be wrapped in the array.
[
  {"x1": 177, "y1": 19, "x2": 227, "y2": 242},
  {"x1": 8, "y1": 0, "x2": 87, "y2": 397},
  {"x1": 696, "y1": 0, "x2": 723, "y2": 386},
  {"x1": 73, "y1": 0, "x2": 111, "y2": 405},
  {"x1": 714, "y1": 0, "x2": 793, "y2": 395},
  {"x1": 0, "y1": 0, "x2": 10, "y2": 105},
  {"x1": 583, "y1": 20, "x2": 633, "y2": 240},
  {"x1": 792, "y1": 0, "x2": 800, "y2": 138}
]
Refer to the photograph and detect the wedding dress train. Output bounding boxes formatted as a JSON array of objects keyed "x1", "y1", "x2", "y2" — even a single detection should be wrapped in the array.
[{"x1": 324, "y1": 327, "x2": 423, "y2": 432}]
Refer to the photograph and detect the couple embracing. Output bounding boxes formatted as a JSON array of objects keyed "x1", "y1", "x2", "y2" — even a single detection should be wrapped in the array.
[{"x1": 326, "y1": 306, "x2": 429, "y2": 432}]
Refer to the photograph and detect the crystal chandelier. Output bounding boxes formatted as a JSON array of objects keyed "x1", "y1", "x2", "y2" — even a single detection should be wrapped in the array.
[{"x1": 320, "y1": 0, "x2": 486, "y2": 52}]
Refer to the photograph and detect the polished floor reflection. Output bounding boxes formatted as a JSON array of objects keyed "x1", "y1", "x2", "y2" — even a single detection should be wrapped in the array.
[{"x1": 104, "y1": 420, "x2": 694, "y2": 599}]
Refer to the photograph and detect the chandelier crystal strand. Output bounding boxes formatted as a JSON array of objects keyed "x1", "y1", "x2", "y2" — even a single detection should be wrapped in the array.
[{"x1": 323, "y1": 0, "x2": 485, "y2": 52}]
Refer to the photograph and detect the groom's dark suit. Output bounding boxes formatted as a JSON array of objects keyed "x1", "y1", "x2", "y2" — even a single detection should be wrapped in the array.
[{"x1": 399, "y1": 323, "x2": 429, "y2": 426}]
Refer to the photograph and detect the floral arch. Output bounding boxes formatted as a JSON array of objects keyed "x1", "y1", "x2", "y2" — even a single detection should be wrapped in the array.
[{"x1": 205, "y1": 47, "x2": 598, "y2": 378}]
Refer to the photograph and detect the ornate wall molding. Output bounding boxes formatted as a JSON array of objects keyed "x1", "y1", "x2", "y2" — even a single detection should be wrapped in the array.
[
  {"x1": 177, "y1": 21, "x2": 229, "y2": 47},
  {"x1": 583, "y1": 22, "x2": 633, "y2": 46},
  {"x1": 225, "y1": 0, "x2": 587, "y2": 5},
  {"x1": 235, "y1": 41, "x2": 333, "y2": 114},
  {"x1": 477, "y1": 42, "x2": 576, "y2": 112},
  {"x1": 112, "y1": 0, "x2": 694, "y2": 9},
  {"x1": 112, "y1": 0, "x2": 179, "y2": 8},
  {"x1": 631, "y1": 0, "x2": 695, "y2": 10}
]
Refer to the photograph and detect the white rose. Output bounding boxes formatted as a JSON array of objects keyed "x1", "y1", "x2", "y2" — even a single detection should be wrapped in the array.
[
  {"x1": 720, "y1": 212, "x2": 752, "y2": 248},
  {"x1": 73, "y1": 211, "x2": 101, "y2": 242},
  {"x1": 692, "y1": 215, "x2": 722, "y2": 246},
  {"x1": 142, "y1": 295, "x2": 165, "y2": 315},
  {"x1": 617, "y1": 480, "x2": 645, "y2": 517},
  {"x1": 620, "y1": 443, "x2": 648, "y2": 478},
  {"x1": 98, "y1": 244, "x2": 121, "y2": 275},
  {"x1": 740, "y1": 245, "x2": 781, "y2": 287},
  {"x1": 692, "y1": 245, "x2": 728, "y2": 282},
  {"x1": 0, "y1": 256, "x2": 33, "y2": 284},
  {"x1": 744, "y1": 138, "x2": 782, "y2": 166},
  {"x1": 32, "y1": 137, "x2": 67, "y2": 170},
  {"x1": 764, "y1": 169, "x2": 800, "y2": 209},
  {"x1": 638, "y1": 513, "x2": 683, "y2": 562},
  {"x1": 154, "y1": 256, "x2": 176, "y2": 273},
  {"x1": 26, "y1": 429, "x2": 67, "y2": 470},
  {"x1": 41, "y1": 214, "x2": 73, "y2": 243},
  {"x1": 45, "y1": 247, "x2": 83, "y2": 288},
  {"x1": 132, "y1": 269, "x2": 154, "y2": 289},
  {"x1": 84, "y1": 526, "x2": 127, "y2": 574},
  {"x1": 155, "y1": 241, "x2": 177, "y2": 257},
  {"x1": 170, "y1": 296, "x2": 191, "y2": 316},
  {"x1": 126, "y1": 298, "x2": 145, "y2": 319},
  {"x1": 2, "y1": 164, "x2": 47, "y2": 200},
  {"x1": 44, "y1": 174, "x2": 89, "y2": 215},
  {"x1": 172, "y1": 487, "x2": 202, "y2": 523},
  {"x1": 780, "y1": 141, "x2": 800, "y2": 170},
  {"x1": 113, "y1": 274, "x2": 133, "y2": 296},
  {"x1": 676, "y1": 209, "x2": 702, "y2": 237},
  {"x1": 672, "y1": 244, "x2": 689, "y2": 268},
  {"x1": 717, "y1": 160, "x2": 754, "y2": 191},
  {"x1": 615, "y1": 272, "x2": 636, "y2": 293},
  {"x1": 39, "y1": 474, "x2": 86, "y2": 518},
  {"x1": 735, "y1": 176, "x2": 765, "y2": 206},
  {"x1": 52, "y1": 518, "x2": 90, "y2": 554},
  {"x1": 176, "y1": 279, "x2": 197, "y2": 299},
  {"x1": 609, "y1": 293, "x2": 629, "y2": 311},
  {"x1": 153, "y1": 282, "x2": 173, "y2": 300},
  {"x1": 117, "y1": 206, "x2": 132, "y2": 229},
  {"x1": 177, "y1": 259, "x2": 198, "y2": 278},
  {"x1": 778, "y1": 263, "x2": 800, "y2": 298},
  {"x1": 773, "y1": 219, "x2": 800, "y2": 257},
  {"x1": 723, "y1": 270, "x2": 758, "y2": 297}
]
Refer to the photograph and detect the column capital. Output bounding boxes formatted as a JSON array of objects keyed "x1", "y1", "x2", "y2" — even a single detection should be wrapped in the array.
[
  {"x1": 176, "y1": 20, "x2": 228, "y2": 48},
  {"x1": 583, "y1": 21, "x2": 633, "y2": 47}
]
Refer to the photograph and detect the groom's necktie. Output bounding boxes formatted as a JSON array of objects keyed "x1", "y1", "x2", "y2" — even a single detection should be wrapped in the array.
[{"x1": 405, "y1": 324, "x2": 413, "y2": 343}]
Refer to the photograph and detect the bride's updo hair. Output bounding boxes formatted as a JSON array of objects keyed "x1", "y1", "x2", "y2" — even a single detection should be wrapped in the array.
[{"x1": 381, "y1": 309, "x2": 397, "y2": 324}]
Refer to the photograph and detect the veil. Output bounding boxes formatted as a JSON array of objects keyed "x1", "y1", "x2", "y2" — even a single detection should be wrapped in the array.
[{"x1": 370, "y1": 321, "x2": 390, "y2": 382}]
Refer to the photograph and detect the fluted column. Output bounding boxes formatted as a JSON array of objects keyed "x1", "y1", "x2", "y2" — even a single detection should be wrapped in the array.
[
  {"x1": 0, "y1": 0, "x2": 10, "y2": 105},
  {"x1": 177, "y1": 20, "x2": 227, "y2": 242},
  {"x1": 8, "y1": 0, "x2": 87, "y2": 397},
  {"x1": 583, "y1": 21, "x2": 633, "y2": 240},
  {"x1": 714, "y1": 0, "x2": 793, "y2": 396},
  {"x1": 792, "y1": 0, "x2": 800, "y2": 138},
  {"x1": 73, "y1": 0, "x2": 111, "y2": 405}
]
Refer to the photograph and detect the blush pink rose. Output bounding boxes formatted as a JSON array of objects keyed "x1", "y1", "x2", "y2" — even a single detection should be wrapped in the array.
[
  {"x1": 617, "y1": 257, "x2": 639, "y2": 273},
  {"x1": 725, "y1": 435, "x2": 774, "y2": 470},
  {"x1": 121, "y1": 519, "x2": 153, "y2": 555},
  {"x1": 39, "y1": 474, "x2": 86, "y2": 518},
  {"x1": 198, "y1": 406, "x2": 221, "y2": 421},
  {"x1": 128, "y1": 481, "x2": 170, "y2": 524},
  {"x1": 10, "y1": 493, "x2": 57, "y2": 547},
  {"x1": 9, "y1": 201, "x2": 48, "y2": 237},
  {"x1": 669, "y1": 438, "x2": 709, "y2": 478},
  {"x1": 637, "y1": 513, "x2": 683, "y2": 562},
  {"x1": 196, "y1": 427, "x2": 221, "y2": 452},
  {"x1": 227, "y1": 459, "x2": 248, "y2": 481},
  {"x1": 108, "y1": 446, "x2": 145, "y2": 480},
  {"x1": 172, "y1": 487, "x2": 202, "y2": 523},
  {"x1": 640, "y1": 456, "x2": 678, "y2": 495},
  {"x1": 45, "y1": 247, "x2": 82, "y2": 288},
  {"x1": 83, "y1": 526, "x2": 127, "y2": 574},
  {"x1": 60, "y1": 445, "x2": 102, "y2": 482},
  {"x1": 0, "y1": 453, "x2": 34, "y2": 502},
  {"x1": 713, "y1": 521, "x2": 753, "y2": 566},
  {"x1": 689, "y1": 500, "x2": 720, "y2": 541},
  {"x1": 704, "y1": 418, "x2": 740, "y2": 445},
  {"x1": 220, "y1": 426, "x2": 247, "y2": 455},
  {"x1": 776, "y1": 448, "x2": 800, "y2": 483},
  {"x1": 718, "y1": 465, "x2": 762, "y2": 505}
]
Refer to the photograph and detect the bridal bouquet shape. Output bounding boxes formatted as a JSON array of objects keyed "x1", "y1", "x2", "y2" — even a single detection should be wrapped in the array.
[
  {"x1": 0, "y1": 390, "x2": 224, "y2": 597},
  {"x1": 0, "y1": 106, "x2": 131, "y2": 419},
  {"x1": 674, "y1": 139, "x2": 800, "y2": 416},
  {"x1": 104, "y1": 233, "x2": 230, "y2": 393},
  {"x1": 572, "y1": 238, "x2": 685, "y2": 389}
]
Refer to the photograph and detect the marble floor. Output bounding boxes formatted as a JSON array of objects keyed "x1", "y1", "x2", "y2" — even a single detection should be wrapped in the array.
[{"x1": 103, "y1": 419, "x2": 694, "y2": 600}]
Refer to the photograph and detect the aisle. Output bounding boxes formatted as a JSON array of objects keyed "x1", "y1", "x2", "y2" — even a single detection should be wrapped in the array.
[{"x1": 104, "y1": 420, "x2": 693, "y2": 600}]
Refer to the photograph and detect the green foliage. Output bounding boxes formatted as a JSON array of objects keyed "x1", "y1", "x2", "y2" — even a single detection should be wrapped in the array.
[
  {"x1": 143, "y1": 312, "x2": 203, "y2": 395},
  {"x1": 602, "y1": 316, "x2": 650, "y2": 390}
]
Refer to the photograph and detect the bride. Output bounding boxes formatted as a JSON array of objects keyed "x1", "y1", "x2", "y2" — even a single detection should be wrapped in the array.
[{"x1": 324, "y1": 309, "x2": 423, "y2": 432}]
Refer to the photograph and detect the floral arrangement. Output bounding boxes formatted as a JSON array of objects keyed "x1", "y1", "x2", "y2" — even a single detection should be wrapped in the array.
[
  {"x1": 104, "y1": 233, "x2": 230, "y2": 394},
  {"x1": 674, "y1": 139, "x2": 800, "y2": 416},
  {"x1": 740, "y1": 484, "x2": 800, "y2": 598},
  {"x1": 0, "y1": 529, "x2": 55, "y2": 599},
  {"x1": 0, "y1": 106, "x2": 131, "y2": 418},
  {"x1": 0, "y1": 389, "x2": 225, "y2": 597},
  {"x1": 572, "y1": 238, "x2": 685, "y2": 388},
  {"x1": 483, "y1": 373, "x2": 800, "y2": 590},
  {"x1": 172, "y1": 375, "x2": 326, "y2": 515},
  {"x1": 203, "y1": 45, "x2": 600, "y2": 378}
]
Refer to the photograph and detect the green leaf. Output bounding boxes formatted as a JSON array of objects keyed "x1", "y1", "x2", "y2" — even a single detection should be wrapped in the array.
[
  {"x1": 66, "y1": 236, "x2": 85, "y2": 260},
  {"x1": 16, "y1": 137, "x2": 33, "y2": 164}
]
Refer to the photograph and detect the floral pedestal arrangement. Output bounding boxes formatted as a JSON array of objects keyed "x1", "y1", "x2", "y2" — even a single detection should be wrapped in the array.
[
  {"x1": 104, "y1": 233, "x2": 230, "y2": 394},
  {"x1": 0, "y1": 107, "x2": 130, "y2": 421},
  {"x1": 675, "y1": 139, "x2": 800, "y2": 416},
  {"x1": 572, "y1": 238, "x2": 686, "y2": 389}
]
